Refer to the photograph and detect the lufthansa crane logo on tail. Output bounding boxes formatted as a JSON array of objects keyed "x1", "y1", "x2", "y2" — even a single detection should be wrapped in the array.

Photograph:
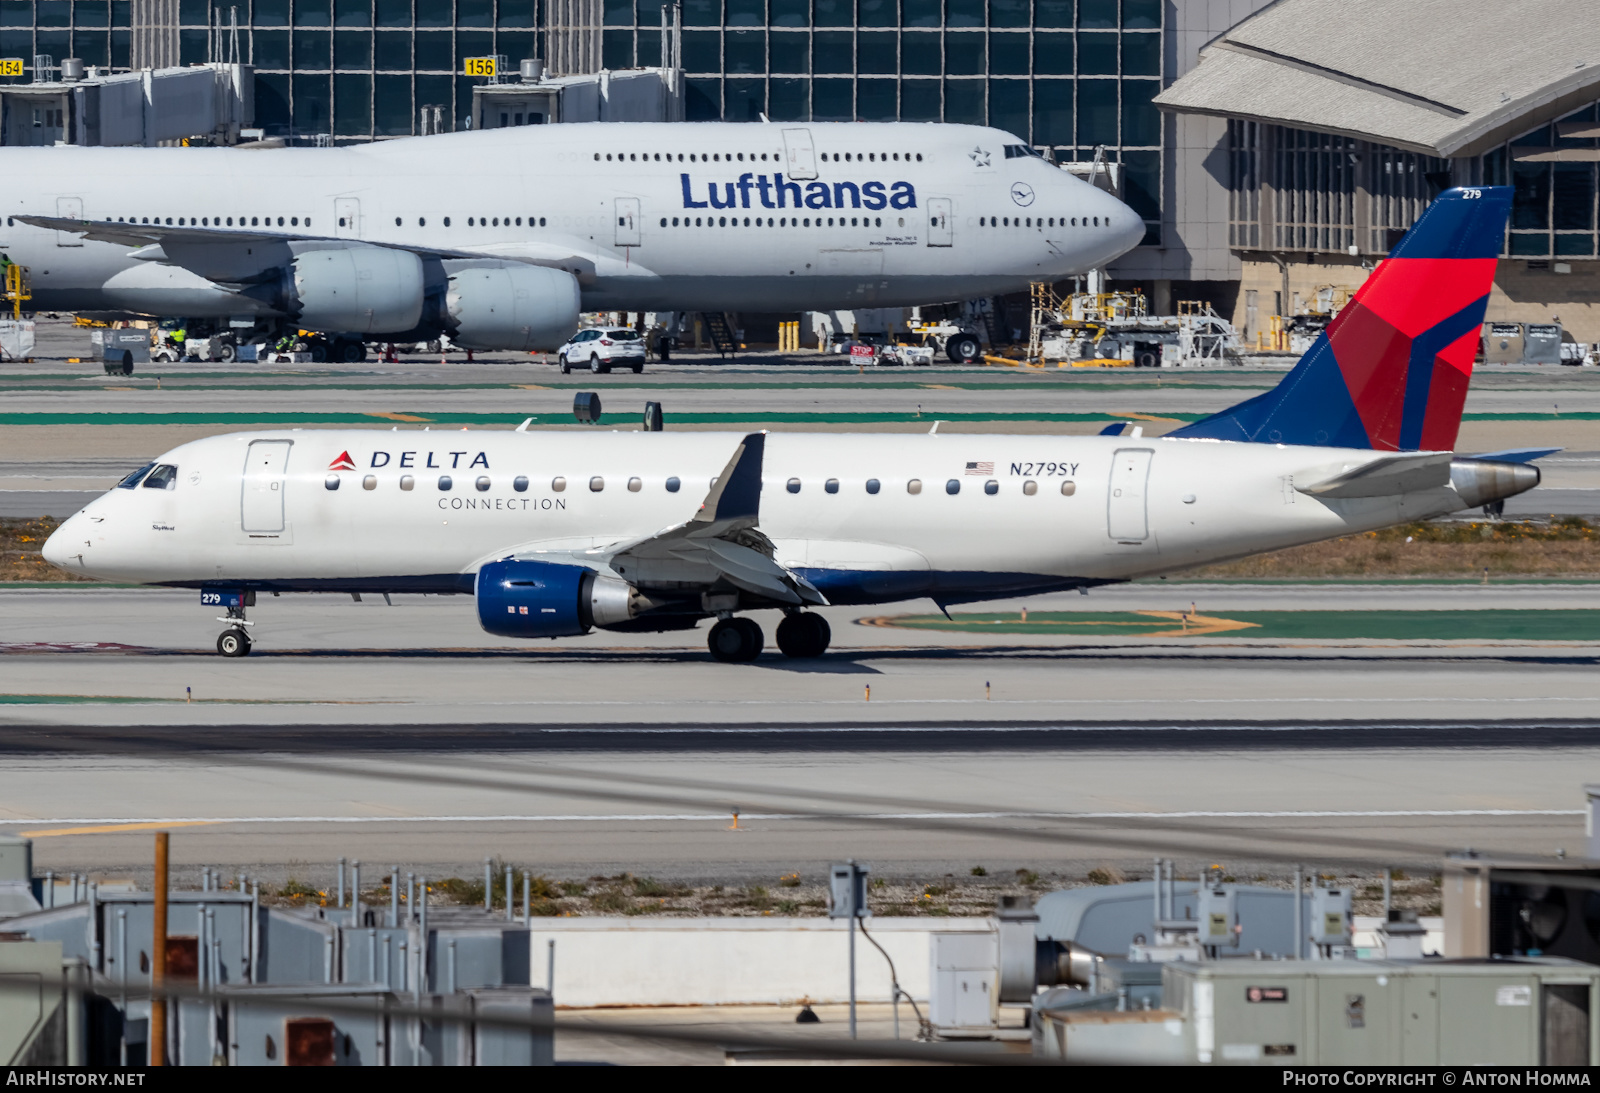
[
  {"x1": 328, "y1": 451, "x2": 357, "y2": 471},
  {"x1": 1010, "y1": 182, "x2": 1035, "y2": 207}
]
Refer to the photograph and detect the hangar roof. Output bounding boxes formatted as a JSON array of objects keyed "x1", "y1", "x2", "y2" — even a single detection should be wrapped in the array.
[{"x1": 1154, "y1": 0, "x2": 1600, "y2": 158}]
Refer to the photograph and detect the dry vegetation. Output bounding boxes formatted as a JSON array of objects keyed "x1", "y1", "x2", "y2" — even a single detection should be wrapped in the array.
[
  {"x1": 8, "y1": 516, "x2": 1600, "y2": 585},
  {"x1": 1187, "y1": 518, "x2": 1600, "y2": 580},
  {"x1": 0, "y1": 517, "x2": 91, "y2": 582},
  {"x1": 258, "y1": 865, "x2": 1442, "y2": 919}
]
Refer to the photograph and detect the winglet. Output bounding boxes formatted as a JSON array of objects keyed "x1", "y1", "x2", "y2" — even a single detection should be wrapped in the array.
[
  {"x1": 515, "y1": 417, "x2": 533, "y2": 432},
  {"x1": 693, "y1": 432, "x2": 765, "y2": 528},
  {"x1": 1466, "y1": 446, "x2": 1561, "y2": 464}
]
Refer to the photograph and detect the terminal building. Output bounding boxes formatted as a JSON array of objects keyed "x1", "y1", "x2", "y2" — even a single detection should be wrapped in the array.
[{"x1": 2, "y1": 0, "x2": 1598, "y2": 342}]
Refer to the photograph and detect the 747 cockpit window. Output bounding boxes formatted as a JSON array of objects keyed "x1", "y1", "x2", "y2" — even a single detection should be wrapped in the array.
[
  {"x1": 142, "y1": 464, "x2": 179, "y2": 490},
  {"x1": 116, "y1": 462, "x2": 156, "y2": 489},
  {"x1": 1003, "y1": 144, "x2": 1043, "y2": 159}
]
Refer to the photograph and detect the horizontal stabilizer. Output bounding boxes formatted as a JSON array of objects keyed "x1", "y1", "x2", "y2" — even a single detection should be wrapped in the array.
[
  {"x1": 1464, "y1": 447, "x2": 1561, "y2": 464},
  {"x1": 1295, "y1": 452, "x2": 1453, "y2": 498}
]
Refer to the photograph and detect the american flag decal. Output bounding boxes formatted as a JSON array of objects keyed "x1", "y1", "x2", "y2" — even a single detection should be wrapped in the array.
[{"x1": 965, "y1": 461, "x2": 994, "y2": 475}]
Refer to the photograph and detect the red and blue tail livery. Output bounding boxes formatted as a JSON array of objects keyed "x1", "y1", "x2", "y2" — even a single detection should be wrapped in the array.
[{"x1": 1172, "y1": 186, "x2": 1513, "y2": 452}]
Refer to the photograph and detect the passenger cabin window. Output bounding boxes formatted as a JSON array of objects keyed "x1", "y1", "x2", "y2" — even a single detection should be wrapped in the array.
[
  {"x1": 1061, "y1": 481, "x2": 1076, "y2": 496},
  {"x1": 984, "y1": 480, "x2": 999, "y2": 495},
  {"x1": 865, "y1": 478, "x2": 880, "y2": 494},
  {"x1": 945, "y1": 479, "x2": 960, "y2": 495},
  {"x1": 627, "y1": 477, "x2": 642, "y2": 492},
  {"x1": 552, "y1": 476, "x2": 567, "y2": 492},
  {"x1": 363, "y1": 475, "x2": 377, "y2": 490},
  {"x1": 786, "y1": 478, "x2": 801, "y2": 493},
  {"x1": 400, "y1": 475, "x2": 415, "y2": 491},
  {"x1": 1022, "y1": 480, "x2": 1038, "y2": 496},
  {"x1": 665, "y1": 476, "x2": 681, "y2": 493},
  {"x1": 513, "y1": 476, "x2": 529, "y2": 492},
  {"x1": 438, "y1": 475, "x2": 452, "y2": 491},
  {"x1": 589, "y1": 476, "x2": 605, "y2": 492},
  {"x1": 143, "y1": 464, "x2": 179, "y2": 490},
  {"x1": 476, "y1": 476, "x2": 491, "y2": 492},
  {"x1": 116, "y1": 462, "x2": 156, "y2": 489},
  {"x1": 825, "y1": 478, "x2": 839, "y2": 494},
  {"x1": 325, "y1": 474, "x2": 340, "y2": 491},
  {"x1": 906, "y1": 479, "x2": 922, "y2": 494}
]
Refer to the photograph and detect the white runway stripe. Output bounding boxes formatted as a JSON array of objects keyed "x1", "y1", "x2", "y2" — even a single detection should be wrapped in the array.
[{"x1": 4, "y1": 808, "x2": 1580, "y2": 827}]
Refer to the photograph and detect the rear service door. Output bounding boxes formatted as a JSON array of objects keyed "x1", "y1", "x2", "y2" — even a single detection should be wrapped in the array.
[
  {"x1": 927, "y1": 198, "x2": 952, "y2": 246},
  {"x1": 55, "y1": 196, "x2": 82, "y2": 246},
  {"x1": 782, "y1": 128, "x2": 818, "y2": 180},
  {"x1": 615, "y1": 197, "x2": 641, "y2": 246},
  {"x1": 1107, "y1": 448, "x2": 1153, "y2": 542},
  {"x1": 242, "y1": 440, "x2": 292, "y2": 535}
]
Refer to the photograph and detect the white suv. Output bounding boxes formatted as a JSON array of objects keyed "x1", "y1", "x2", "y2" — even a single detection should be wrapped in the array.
[{"x1": 556, "y1": 327, "x2": 647, "y2": 374}]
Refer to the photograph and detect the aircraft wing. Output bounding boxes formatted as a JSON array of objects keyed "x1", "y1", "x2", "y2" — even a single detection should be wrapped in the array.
[
  {"x1": 579, "y1": 432, "x2": 827, "y2": 607},
  {"x1": 14, "y1": 214, "x2": 486, "y2": 259},
  {"x1": 12, "y1": 215, "x2": 606, "y2": 284},
  {"x1": 1294, "y1": 452, "x2": 1454, "y2": 498}
]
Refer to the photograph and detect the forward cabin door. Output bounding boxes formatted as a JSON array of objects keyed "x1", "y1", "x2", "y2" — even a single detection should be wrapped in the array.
[
  {"x1": 55, "y1": 196, "x2": 82, "y2": 246},
  {"x1": 241, "y1": 440, "x2": 292, "y2": 535},
  {"x1": 782, "y1": 128, "x2": 817, "y2": 180},
  {"x1": 334, "y1": 197, "x2": 360, "y2": 238},
  {"x1": 927, "y1": 198, "x2": 953, "y2": 246},
  {"x1": 615, "y1": 197, "x2": 641, "y2": 246},
  {"x1": 1106, "y1": 448, "x2": 1153, "y2": 542}
]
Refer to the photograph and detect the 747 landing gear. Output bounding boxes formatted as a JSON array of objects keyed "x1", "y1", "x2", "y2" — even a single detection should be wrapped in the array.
[
  {"x1": 708, "y1": 617, "x2": 763, "y2": 663},
  {"x1": 216, "y1": 603, "x2": 254, "y2": 657},
  {"x1": 776, "y1": 612, "x2": 831, "y2": 658}
]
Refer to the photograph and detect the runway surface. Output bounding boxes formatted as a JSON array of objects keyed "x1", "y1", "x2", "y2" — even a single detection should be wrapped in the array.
[
  {"x1": 2, "y1": 322, "x2": 1593, "y2": 882},
  {"x1": 0, "y1": 585, "x2": 1591, "y2": 880}
]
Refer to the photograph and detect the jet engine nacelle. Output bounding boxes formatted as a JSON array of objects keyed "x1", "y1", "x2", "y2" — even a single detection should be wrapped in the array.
[
  {"x1": 475, "y1": 558, "x2": 648, "y2": 638},
  {"x1": 289, "y1": 246, "x2": 426, "y2": 334},
  {"x1": 446, "y1": 266, "x2": 581, "y2": 351}
]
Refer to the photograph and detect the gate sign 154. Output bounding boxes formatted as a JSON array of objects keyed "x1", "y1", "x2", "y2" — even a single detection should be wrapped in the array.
[{"x1": 0, "y1": 59, "x2": 24, "y2": 77}]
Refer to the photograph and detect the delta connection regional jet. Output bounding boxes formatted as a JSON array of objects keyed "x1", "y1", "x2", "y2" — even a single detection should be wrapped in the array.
[
  {"x1": 45, "y1": 187, "x2": 1545, "y2": 662},
  {"x1": 2, "y1": 121, "x2": 1141, "y2": 353}
]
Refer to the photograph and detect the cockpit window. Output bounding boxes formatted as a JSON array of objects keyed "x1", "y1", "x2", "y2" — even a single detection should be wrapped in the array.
[
  {"x1": 116, "y1": 462, "x2": 156, "y2": 489},
  {"x1": 1003, "y1": 144, "x2": 1043, "y2": 159},
  {"x1": 142, "y1": 464, "x2": 178, "y2": 490}
]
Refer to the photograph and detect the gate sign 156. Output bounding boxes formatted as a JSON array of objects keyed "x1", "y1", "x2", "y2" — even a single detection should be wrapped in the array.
[{"x1": 463, "y1": 57, "x2": 497, "y2": 76}]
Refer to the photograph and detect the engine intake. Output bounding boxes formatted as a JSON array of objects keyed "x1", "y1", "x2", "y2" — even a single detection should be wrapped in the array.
[
  {"x1": 447, "y1": 266, "x2": 581, "y2": 351},
  {"x1": 476, "y1": 559, "x2": 658, "y2": 638},
  {"x1": 290, "y1": 246, "x2": 426, "y2": 334}
]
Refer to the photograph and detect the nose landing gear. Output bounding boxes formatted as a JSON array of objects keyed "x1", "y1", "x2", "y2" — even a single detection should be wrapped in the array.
[
  {"x1": 213, "y1": 599, "x2": 255, "y2": 657},
  {"x1": 217, "y1": 627, "x2": 252, "y2": 657}
]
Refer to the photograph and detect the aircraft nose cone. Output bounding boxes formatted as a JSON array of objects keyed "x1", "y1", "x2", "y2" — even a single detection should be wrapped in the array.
[
  {"x1": 1110, "y1": 203, "x2": 1145, "y2": 256},
  {"x1": 40, "y1": 518, "x2": 71, "y2": 568}
]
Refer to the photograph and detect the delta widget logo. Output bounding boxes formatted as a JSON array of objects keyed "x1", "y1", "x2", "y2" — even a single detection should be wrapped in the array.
[{"x1": 328, "y1": 451, "x2": 357, "y2": 471}]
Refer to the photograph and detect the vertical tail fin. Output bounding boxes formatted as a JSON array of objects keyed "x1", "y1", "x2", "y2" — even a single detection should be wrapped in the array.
[{"x1": 1170, "y1": 186, "x2": 1512, "y2": 451}]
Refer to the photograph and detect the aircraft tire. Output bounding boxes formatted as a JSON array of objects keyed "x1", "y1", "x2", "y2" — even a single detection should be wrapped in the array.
[
  {"x1": 590, "y1": 354, "x2": 609, "y2": 374},
  {"x1": 708, "y1": 617, "x2": 763, "y2": 663},
  {"x1": 337, "y1": 340, "x2": 364, "y2": 363},
  {"x1": 217, "y1": 628, "x2": 252, "y2": 657},
  {"x1": 776, "y1": 612, "x2": 830, "y2": 658},
  {"x1": 948, "y1": 334, "x2": 981, "y2": 363}
]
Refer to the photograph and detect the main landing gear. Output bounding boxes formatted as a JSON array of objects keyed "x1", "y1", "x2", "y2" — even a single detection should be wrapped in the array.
[
  {"x1": 707, "y1": 612, "x2": 832, "y2": 662},
  {"x1": 216, "y1": 603, "x2": 254, "y2": 657},
  {"x1": 775, "y1": 611, "x2": 831, "y2": 659}
]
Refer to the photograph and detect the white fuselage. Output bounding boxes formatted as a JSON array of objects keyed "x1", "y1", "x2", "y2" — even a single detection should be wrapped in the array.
[
  {"x1": 44, "y1": 428, "x2": 1473, "y2": 603},
  {"x1": 0, "y1": 122, "x2": 1141, "y2": 318}
]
